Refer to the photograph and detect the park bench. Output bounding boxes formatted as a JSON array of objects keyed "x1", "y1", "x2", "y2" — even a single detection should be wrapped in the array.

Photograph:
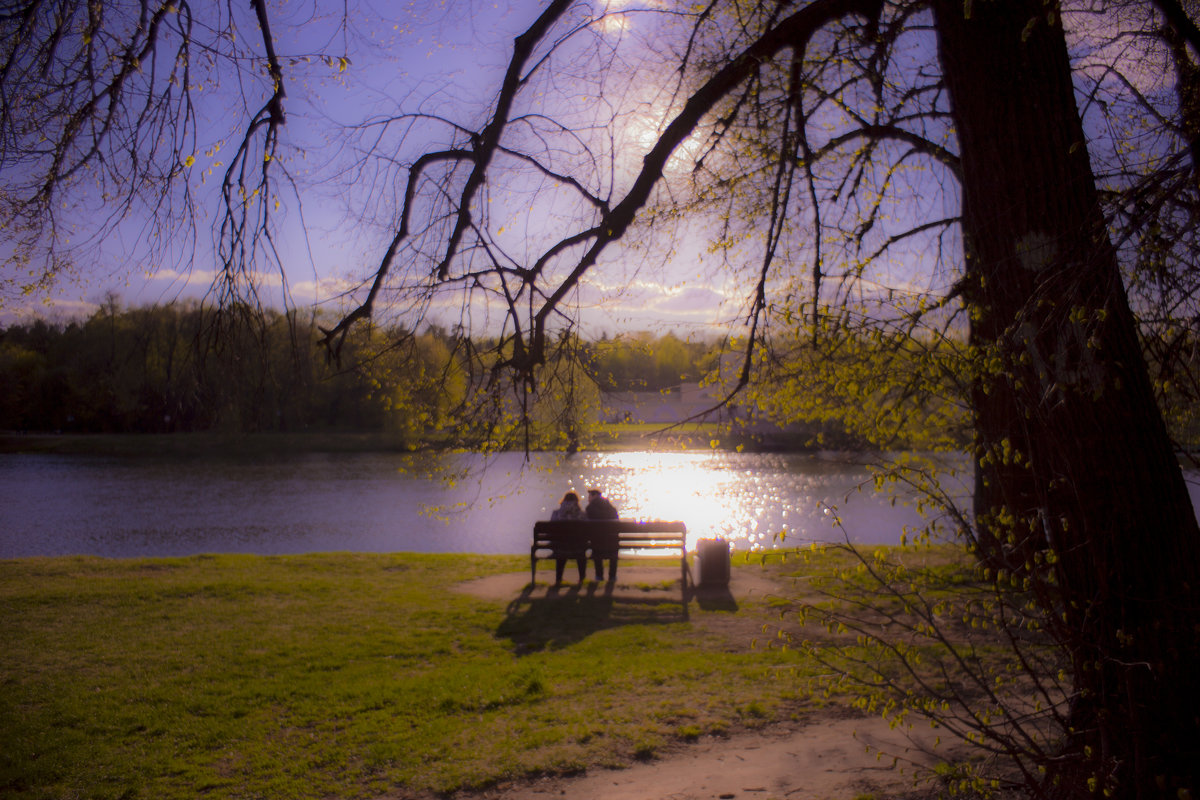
[{"x1": 531, "y1": 519, "x2": 688, "y2": 586}]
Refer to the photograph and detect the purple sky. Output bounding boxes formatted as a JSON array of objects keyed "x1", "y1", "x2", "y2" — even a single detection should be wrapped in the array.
[{"x1": 3, "y1": 0, "x2": 752, "y2": 339}]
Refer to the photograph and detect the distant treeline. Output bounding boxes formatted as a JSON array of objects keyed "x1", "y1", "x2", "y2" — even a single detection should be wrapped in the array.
[{"x1": 0, "y1": 301, "x2": 718, "y2": 436}]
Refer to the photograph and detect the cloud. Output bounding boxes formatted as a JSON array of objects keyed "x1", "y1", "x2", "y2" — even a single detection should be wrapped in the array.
[
  {"x1": 145, "y1": 267, "x2": 218, "y2": 290},
  {"x1": 652, "y1": 286, "x2": 726, "y2": 313},
  {"x1": 565, "y1": 275, "x2": 741, "y2": 334},
  {"x1": 139, "y1": 266, "x2": 360, "y2": 308},
  {"x1": 0, "y1": 297, "x2": 99, "y2": 325}
]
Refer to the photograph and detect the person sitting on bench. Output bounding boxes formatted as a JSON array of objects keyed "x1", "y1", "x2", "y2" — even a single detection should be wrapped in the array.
[
  {"x1": 585, "y1": 488, "x2": 619, "y2": 581},
  {"x1": 548, "y1": 491, "x2": 587, "y2": 584}
]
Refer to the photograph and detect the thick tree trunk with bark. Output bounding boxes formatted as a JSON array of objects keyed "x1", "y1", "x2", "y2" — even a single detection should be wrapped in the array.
[{"x1": 931, "y1": 1, "x2": 1200, "y2": 796}]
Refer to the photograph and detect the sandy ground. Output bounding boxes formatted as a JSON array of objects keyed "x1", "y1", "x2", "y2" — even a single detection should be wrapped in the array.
[
  {"x1": 450, "y1": 566, "x2": 966, "y2": 800},
  {"x1": 461, "y1": 713, "x2": 953, "y2": 800}
]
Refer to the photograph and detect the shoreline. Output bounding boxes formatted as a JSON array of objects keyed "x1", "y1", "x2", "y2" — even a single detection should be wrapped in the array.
[{"x1": 0, "y1": 428, "x2": 839, "y2": 457}]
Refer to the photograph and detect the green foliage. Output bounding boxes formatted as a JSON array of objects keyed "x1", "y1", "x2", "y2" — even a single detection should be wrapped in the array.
[
  {"x1": 767, "y1": 533, "x2": 1078, "y2": 798},
  {"x1": 748, "y1": 305, "x2": 972, "y2": 451},
  {"x1": 0, "y1": 309, "x2": 732, "y2": 451},
  {"x1": 1142, "y1": 323, "x2": 1200, "y2": 451},
  {"x1": 0, "y1": 302, "x2": 467, "y2": 443},
  {"x1": 749, "y1": 299, "x2": 1200, "y2": 454},
  {"x1": 584, "y1": 331, "x2": 719, "y2": 391}
]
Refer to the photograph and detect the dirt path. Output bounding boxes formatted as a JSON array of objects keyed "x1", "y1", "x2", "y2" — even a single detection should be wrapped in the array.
[
  {"x1": 463, "y1": 714, "x2": 952, "y2": 800},
  {"x1": 453, "y1": 567, "x2": 964, "y2": 800}
]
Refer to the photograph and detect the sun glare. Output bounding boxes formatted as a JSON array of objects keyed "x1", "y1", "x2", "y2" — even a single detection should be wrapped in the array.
[
  {"x1": 595, "y1": 12, "x2": 631, "y2": 35},
  {"x1": 568, "y1": 452, "x2": 789, "y2": 550},
  {"x1": 593, "y1": 0, "x2": 635, "y2": 35}
]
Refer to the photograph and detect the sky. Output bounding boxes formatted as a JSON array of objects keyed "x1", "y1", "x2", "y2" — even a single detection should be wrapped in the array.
[
  {"x1": 4, "y1": 1, "x2": 1166, "y2": 339},
  {"x1": 1, "y1": 0, "x2": 749, "y2": 339}
]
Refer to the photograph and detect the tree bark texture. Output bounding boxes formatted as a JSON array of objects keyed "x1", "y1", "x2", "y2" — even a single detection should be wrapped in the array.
[{"x1": 931, "y1": 1, "x2": 1200, "y2": 796}]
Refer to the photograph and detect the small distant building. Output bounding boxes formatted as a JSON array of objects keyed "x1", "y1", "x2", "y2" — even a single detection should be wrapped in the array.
[
  {"x1": 601, "y1": 381, "x2": 848, "y2": 449},
  {"x1": 602, "y1": 382, "x2": 727, "y2": 424}
]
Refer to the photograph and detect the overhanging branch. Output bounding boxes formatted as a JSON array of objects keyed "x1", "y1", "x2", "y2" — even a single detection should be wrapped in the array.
[{"x1": 529, "y1": 0, "x2": 886, "y2": 367}]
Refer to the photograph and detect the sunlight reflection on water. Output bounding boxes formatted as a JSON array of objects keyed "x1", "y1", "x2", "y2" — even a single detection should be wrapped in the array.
[{"x1": 531, "y1": 450, "x2": 966, "y2": 552}]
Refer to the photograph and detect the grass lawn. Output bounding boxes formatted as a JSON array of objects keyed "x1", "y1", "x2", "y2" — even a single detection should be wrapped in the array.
[{"x1": 1, "y1": 551, "x2": 853, "y2": 800}]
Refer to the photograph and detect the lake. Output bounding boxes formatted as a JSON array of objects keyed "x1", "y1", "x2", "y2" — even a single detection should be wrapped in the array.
[{"x1": 1, "y1": 449, "x2": 1194, "y2": 559}]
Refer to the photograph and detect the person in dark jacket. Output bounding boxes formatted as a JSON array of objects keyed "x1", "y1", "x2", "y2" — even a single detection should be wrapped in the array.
[
  {"x1": 586, "y1": 489, "x2": 619, "y2": 580},
  {"x1": 585, "y1": 489, "x2": 618, "y2": 520},
  {"x1": 549, "y1": 491, "x2": 587, "y2": 584}
]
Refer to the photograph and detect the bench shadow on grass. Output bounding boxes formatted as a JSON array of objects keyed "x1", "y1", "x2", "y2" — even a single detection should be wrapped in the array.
[
  {"x1": 497, "y1": 578, "x2": 739, "y2": 654},
  {"x1": 497, "y1": 580, "x2": 690, "y2": 653}
]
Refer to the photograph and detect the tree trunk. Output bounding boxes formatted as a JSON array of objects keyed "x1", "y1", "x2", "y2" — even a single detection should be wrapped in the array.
[{"x1": 931, "y1": 1, "x2": 1200, "y2": 796}]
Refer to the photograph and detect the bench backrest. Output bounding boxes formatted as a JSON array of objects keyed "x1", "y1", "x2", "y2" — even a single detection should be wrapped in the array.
[{"x1": 532, "y1": 520, "x2": 687, "y2": 551}]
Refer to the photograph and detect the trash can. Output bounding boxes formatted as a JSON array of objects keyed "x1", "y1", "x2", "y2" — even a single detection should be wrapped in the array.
[{"x1": 696, "y1": 537, "x2": 731, "y2": 587}]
